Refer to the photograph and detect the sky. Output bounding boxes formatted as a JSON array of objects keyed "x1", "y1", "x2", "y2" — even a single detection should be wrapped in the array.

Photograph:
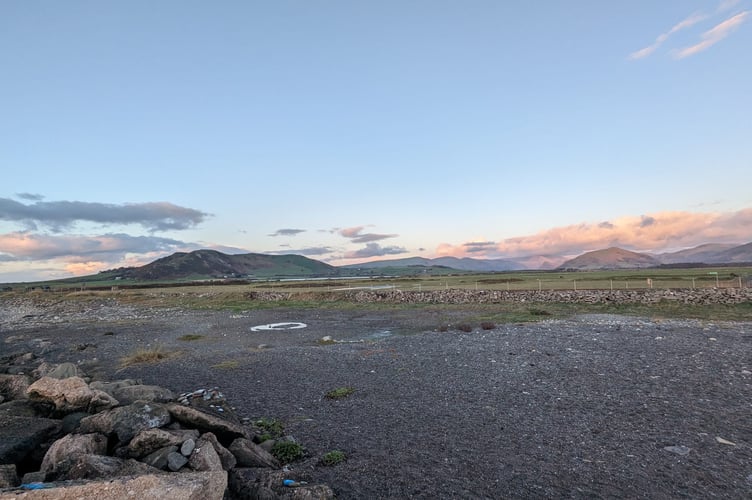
[{"x1": 1, "y1": 0, "x2": 751, "y2": 282}]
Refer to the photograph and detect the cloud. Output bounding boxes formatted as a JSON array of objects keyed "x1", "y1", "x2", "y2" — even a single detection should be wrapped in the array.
[
  {"x1": 0, "y1": 198, "x2": 209, "y2": 232},
  {"x1": 268, "y1": 228, "x2": 306, "y2": 237},
  {"x1": 435, "y1": 208, "x2": 752, "y2": 259},
  {"x1": 338, "y1": 226, "x2": 398, "y2": 243},
  {"x1": 463, "y1": 241, "x2": 497, "y2": 253},
  {"x1": 629, "y1": 12, "x2": 707, "y2": 60},
  {"x1": 673, "y1": 11, "x2": 749, "y2": 58},
  {"x1": 0, "y1": 232, "x2": 186, "y2": 261},
  {"x1": 15, "y1": 193, "x2": 45, "y2": 201},
  {"x1": 343, "y1": 243, "x2": 407, "y2": 259},
  {"x1": 598, "y1": 221, "x2": 614, "y2": 229},
  {"x1": 269, "y1": 246, "x2": 334, "y2": 256}
]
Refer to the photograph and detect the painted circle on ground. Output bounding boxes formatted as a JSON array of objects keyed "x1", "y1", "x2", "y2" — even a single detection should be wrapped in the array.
[{"x1": 250, "y1": 322, "x2": 308, "y2": 332}]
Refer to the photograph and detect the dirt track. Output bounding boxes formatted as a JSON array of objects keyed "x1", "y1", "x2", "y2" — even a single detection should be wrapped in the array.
[{"x1": 2, "y1": 299, "x2": 752, "y2": 498}]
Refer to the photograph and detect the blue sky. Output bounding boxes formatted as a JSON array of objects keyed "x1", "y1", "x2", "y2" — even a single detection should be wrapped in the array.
[{"x1": 1, "y1": 1, "x2": 751, "y2": 281}]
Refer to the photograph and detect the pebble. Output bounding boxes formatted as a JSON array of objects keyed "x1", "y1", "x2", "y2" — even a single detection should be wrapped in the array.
[
  {"x1": 663, "y1": 445, "x2": 690, "y2": 456},
  {"x1": 181, "y1": 438, "x2": 196, "y2": 456}
]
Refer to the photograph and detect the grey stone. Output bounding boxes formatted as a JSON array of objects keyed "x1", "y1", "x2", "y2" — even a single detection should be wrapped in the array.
[
  {"x1": 47, "y1": 362, "x2": 80, "y2": 379},
  {"x1": 0, "y1": 374, "x2": 32, "y2": 400},
  {"x1": 111, "y1": 384, "x2": 174, "y2": 404},
  {"x1": 168, "y1": 451, "x2": 189, "y2": 471},
  {"x1": 229, "y1": 437, "x2": 280, "y2": 469},
  {"x1": 61, "y1": 411, "x2": 89, "y2": 434},
  {"x1": 181, "y1": 437, "x2": 196, "y2": 456},
  {"x1": 20, "y1": 471, "x2": 46, "y2": 484},
  {"x1": 663, "y1": 445, "x2": 691, "y2": 456},
  {"x1": 166, "y1": 403, "x2": 250, "y2": 443},
  {"x1": 0, "y1": 471, "x2": 227, "y2": 500},
  {"x1": 141, "y1": 445, "x2": 179, "y2": 470},
  {"x1": 0, "y1": 464, "x2": 19, "y2": 489},
  {"x1": 112, "y1": 401, "x2": 172, "y2": 444},
  {"x1": 0, "y1": 399, "x2": 47, "y2": 418},
  {"x1": 200, "y1": 432, "x2": 236, "y2": 471},
  {"x1": 188, "y1": 436, "x2": 223, "y2": 472},
  {"x1": 64, "y1": 454, "x2": 161, "y2": 480},
  {"x1": 89, "y1": 379, "x2": 140, "y2": 393},
  {"x1": 127, "y1": 428, "x2": 185, "y2": 458},
  {"x1": 41, "y1": 433, "x2": 108, "y2": 476},
  {"x1": 0, "y1": 415, "x2": 62, "y2": 464}
]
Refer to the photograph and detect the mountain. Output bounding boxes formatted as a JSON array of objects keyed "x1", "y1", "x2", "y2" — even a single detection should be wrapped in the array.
[
  {"x1": 341, "y1": 256, "x2": 523, "y2": 272},
  {"x1": 656, "y1": 243, "x2": 738, "y2": 264},
  {"x1": 712, "y1": 242, "x2": 752, "y2": 263},
  {"x1": 558, "y1": 247, "x2": 660, "y2": 270},
  {"x1": 118, "y1": 249, "x2": 337, "y2": 280}
]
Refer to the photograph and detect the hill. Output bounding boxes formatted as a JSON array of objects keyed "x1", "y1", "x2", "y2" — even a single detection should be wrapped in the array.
[
  {"x1": 558, "y1": 247, "x2": 660, "y2": 270},
  {"x1": 656, "y1": 243, "x2": 738, "y2": 264},
  {"x1": 342, "y1": 256, "x2": 522, "y2": 272},
  {"x1": 118, "y1": 249, "x2": 338, "y2": 280}
]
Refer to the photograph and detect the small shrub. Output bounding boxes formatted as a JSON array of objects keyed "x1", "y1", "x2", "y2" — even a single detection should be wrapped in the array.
[
  {"x1": 119, "y1": 345, "x2": 171, "y2": 367},
  {"x1": 528, "y1": 308, "x2": 552, "y2": 316},
  {"x1": 254, "y1": 418, "x2": 284, "y2": 438},
  {"x1": 325, "y1": 386, "x2": 355, "y2": 400},
  {"x1": 456, "y1": 323, "x2": 473, "y2": 333},
  {"x1": 271, "y1": 441, "x2": 304, "y2": 463},
  {"x1": 321, "y1": 450, "x2": 346, "y2": 466},
  {"x1": 480, "y1": 321, "x2": 496, "y2": 330},
  {"x1": 178, "y1": 334, "x2": 204, "y2": 341},
  {"x1": 437, "y1": 324, "x2": 450, "y2": 332}
]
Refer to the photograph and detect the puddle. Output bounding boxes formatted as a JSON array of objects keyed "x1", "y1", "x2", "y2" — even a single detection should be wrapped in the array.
[
  {"x1": 250, "y1": 322, "x2": 307, "y2": 332},
  {"x1": 366, "y1": 329, "x2": 395, "y2": 340}
]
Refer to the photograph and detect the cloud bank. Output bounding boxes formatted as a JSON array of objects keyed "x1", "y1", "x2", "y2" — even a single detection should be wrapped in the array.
[
  {"x1": 436, "y1": 208, "x2": 752, "y2": 259},
  {"x1": 343, "y1": 243, "x2": 407, "y2": 259},
  {"x1": 0, "y1": 198, "x2": 209, "y2": 232},
  {"x1": 268, "y1": 228, "x2": 306, "y2": 237}
]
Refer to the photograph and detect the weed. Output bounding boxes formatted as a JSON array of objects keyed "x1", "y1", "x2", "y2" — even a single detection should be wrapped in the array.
[
  {"x1": 480, "y1": 321, "x2": 496, "y2": 330},
  {"x1": 437, "y1": 324, "x2": 450, "y2": 332},
  {"x1": 456, "y1": 323, "x2": 473, "y2": 333},
  {"x1": 270, "y1": 441, "x2": 304, "y2": 463},
  {"x1": 119, "y1": 345, "x2": 171, "y2": 367},
  {"x1": 325, "y1": 386, "x2": 355, "y2": 400},
  {"x1": 178, "y1": 334, "x2": 204, "y2": 341},
  {"x1": 321, "y1": 450, "x2": 346, "y2": 466},
  {"x1": 254, "y1": 418, "x2": 284, "y2": 438},
  {"x1": 212, "y1": 360, "x2": 239, "y2": 369},
  {"x1": 528, "y1": 308, "x2": 552, "y2": 316}
]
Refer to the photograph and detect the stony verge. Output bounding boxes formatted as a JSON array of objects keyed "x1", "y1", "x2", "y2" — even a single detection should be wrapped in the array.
[{"x1": 0, "y1": 354, "x2": 334, "y2": 499}]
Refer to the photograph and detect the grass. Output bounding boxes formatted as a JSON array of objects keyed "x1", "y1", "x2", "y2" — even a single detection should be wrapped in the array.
[
  {"x1": 119, "y1": 345, "x2": 172, "y2": 367},
  {"x1": 178, "y1": 334, "x2": 204, "y2": 341},
  {"x1": 321, "y1": 450, "x2": 346, "y2": 466},
  {"x1": 270, "y1": 441, "x2": 304, "y2": 463},
  {"x1": 253, "y1": 418, "x2": 285, "y2": 439},
  {"x1": 325, "y1": 386, "x2": 355, "y2": 400},
  {"x1": 211, "y1": 360, "x2": 240, "y2": 369}
]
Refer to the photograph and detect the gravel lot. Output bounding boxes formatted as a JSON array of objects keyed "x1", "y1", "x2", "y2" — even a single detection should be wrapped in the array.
[{"x1": 2, "y1": 297, "x2": 752, "y2": 498}]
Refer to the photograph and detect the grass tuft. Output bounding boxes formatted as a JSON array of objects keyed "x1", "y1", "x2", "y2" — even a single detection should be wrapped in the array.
[
  {"x1": 119, "y1": 345, "x2": 171, "y2": 367},
  {"x1": 212, "y1": 360, "x2": 239, "y2": 369},
  {"x1": 270, "y1": 441, "x2": 304, "y2": 463},
  {"x1": 325, "y1": 386, "x2": 355, "y2": 400},
  {"x1": 456, "y1": 323, "x2": 473, "y2": 333},
  {"x1": 178, "y1": 334, "x2": 204, "y2": 341},
  {"x1": 321, "y1": 450, "x2": 346, "y2": 466}
]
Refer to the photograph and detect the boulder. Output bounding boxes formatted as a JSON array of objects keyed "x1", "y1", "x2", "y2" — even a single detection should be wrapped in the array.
[
  {"x1": 26, "y1": 376, "x2": 118, "y2": 414},
  {"x1": 199, "y1": 432, "x2": 236, "y2": 471},
  {"x1": 229, "y1": 437, "x2": 280, "y2": 469},
  {"x1": 64, "y1": 454, "x2": 161, "y2": 480},
  {"x1": 141, "y1": 445, "x2": 179, "y2": 470},
  {"x1": 0, "y1": 400, "x2": 47, "y2": 418},
  {"x1": 40, "y1": 433, "x2": 108, "y2": 477},
  {"x1": 127, "y1": 428, "x2": 186, "y2": 458},
  {"x1": 188, "y1": 436, "x2": 223, "y2": 472},
  {"x1": 167, "y1": 451, "x2": 188, "y2": 471},
  {"x1": 0, "y1": 374, "x2": 32, "y2": 400},
  {"x1": 89, "y1": 379, "x2": 140, "y2": 393},
  {"x1": 0, "y1": 471, "x2": 228, "y2": 500},
  {"x1": 47, "y1": 362, "x2": 80, "y2": 379},
  {"x1": 166, "y1": 403, "x2": 250, "y2": 444},
  {"x1": 110, "y1": 384, "x2": 174, "y2": 404},
  {"x1": 0, "y1": 464, "x2": 19, "y2": 489},
  {"x1": 0, "y1": 415, "x2": 62, "y2": 464}
]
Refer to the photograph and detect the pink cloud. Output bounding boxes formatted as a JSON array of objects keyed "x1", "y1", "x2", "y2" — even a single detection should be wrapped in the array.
[
  {"x1": 434, "y1": 208, "x2": 752, "y2": 259},
  {"x1": 673, "y1": 11, "x2": 749, "y2": 59},
  {"x1": 629, "y1": 12, "x2": 707, "y2": 60}
]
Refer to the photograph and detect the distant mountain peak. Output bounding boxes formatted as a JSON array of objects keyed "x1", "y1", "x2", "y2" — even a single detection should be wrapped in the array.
[{"x1": 558, "y1": 247, "x2": 659, "y2": 270}]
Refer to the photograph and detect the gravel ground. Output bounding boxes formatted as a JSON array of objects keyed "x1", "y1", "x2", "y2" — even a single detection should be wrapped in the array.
[{"x1": 2, "y1": 298, "x2": 752, "y2": 498}]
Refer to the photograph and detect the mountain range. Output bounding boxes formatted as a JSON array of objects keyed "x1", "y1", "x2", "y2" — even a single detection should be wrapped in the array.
[{"x1": 93, "y1": 241, "x2": 752, "y2": 282}]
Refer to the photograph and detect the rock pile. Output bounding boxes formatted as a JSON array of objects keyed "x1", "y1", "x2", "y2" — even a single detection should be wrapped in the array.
[{"x1": 0, "y1": 353, "x2": 333, "y2": 499}]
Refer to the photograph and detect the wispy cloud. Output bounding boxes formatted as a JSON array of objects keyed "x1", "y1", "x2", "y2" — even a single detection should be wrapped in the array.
[
  {"x1": 463, "y1": 241, "x2": 497, "y2": 253},
  {"x1": 629, "y1": 12, "x2": 707, "y2": 60},
  {"x1": 718, "y1": 0, "x2": 741, "y2": 12},
  {"x1": 15, "y1": 193, "x2": 45, "y2": 201},
  {"x1": 339, "y1": 225, "x2": 398, "y2": 243},
  {"x1": 268, "y1": 228, "x2": 306, "y2": 237},
  {"x1": 343, "y1": 243, "x2": 407, "y2": 259},
  {"x1": 673, "y1": 11, "x2": 749, "y2": 58},
  {"x1": 268, "y1": 246, "x2": 334, "y2": 256},
  {"x1": 0, "y1": 198, "x2": 209, "y2": 232},
  {"x1": 435, "y1": 208, "x2": 752, "y2": 259}
]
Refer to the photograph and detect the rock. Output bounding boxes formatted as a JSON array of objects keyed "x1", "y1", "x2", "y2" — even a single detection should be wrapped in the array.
[
  {"x1": 0, "y1": 471, "x2": 228, "y2": 500},
  {"x1": 78, "y1": 407, "x2": 119, "y2": 435},
  {"x1": 0, "y1": 374, "x2": 32, "y2": 400},
  {"x1": 40, "y1": 433, "x2": 108, "y2": 477},
  {"x1": 0, "y1": 415, "x2": 62, "y2": 464},
  {"x1": 166, "y1": 403, "x2": 250, "y2": 444},
  {"x1": 127, "y1": 428, "x2": 186, "y2": 458},
  {"x1": 716, "y1": 436, "x2": 736, "y2": 446},
  {"x1": 141, "y1": 445, "x2": 179, "y2": 470},
  {"x1": 229, "y1": 437, "x2": 281, "y2": 469},
  {"x1": 89, "y1": 379, "x2": 140, "y2": 393},
  {"x1": 282, "y1": 484, "x2": 336, "y2": 500},
  {"x1": 200, "y1": 432, "x2": 236, "y2": 471},
  {"x1": 188, "y1": 436, "x2": 223, "y2": 472},
  {"x1": 0, "y1": 399, "x2": 48, "y2": 418},
  {"x1": 26, "y1": 376, "x2": 118, "y2": 414},
  {"x1": 181, "y1": 438, "x2": 196, "y2": 456},
  {"x1": 663, "y1": 445, "x2": 690, "y2": 456},
  {"x1": 112, "y1": 402, "x2": 172, "y2": 444},
  {"x1": 0, "y1": 464, "x2": 19, "y2": 488},
  {"x1": 110, "y1": 384, "x2": 174, "y2": 405},
  {"x1": 260, "y1": 439, "x2": 276, "y2": 452},
  {"x1": 168, "y1": 451, "x2": 189, "y2": 471},
  {"x1": 20, "y1": 471, "x2": 46, "y2": 484},
  {"x1": 64, "y1": 454, "x2": 161, "y2": 480},
  {"x1": 228, "y1": 468, "x2": 274, "y2": 500},
  {"x1": 47, "y1": 362, "x2": 80, "y2": 379},
  {"x1": 61, "y1": 411, "x2": 89, "y2": 434}
]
